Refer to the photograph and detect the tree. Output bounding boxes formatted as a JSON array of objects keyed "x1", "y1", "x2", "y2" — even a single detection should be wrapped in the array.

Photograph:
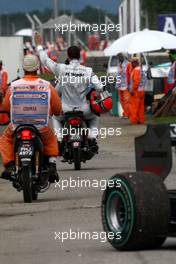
[{"x1": 142, "y1": 0, "x2": 176, "y2": 29}]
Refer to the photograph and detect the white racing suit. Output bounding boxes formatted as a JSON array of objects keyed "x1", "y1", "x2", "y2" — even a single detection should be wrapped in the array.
[{"x1": 37, "y1": 46, "x2": 103, "y2": 141}]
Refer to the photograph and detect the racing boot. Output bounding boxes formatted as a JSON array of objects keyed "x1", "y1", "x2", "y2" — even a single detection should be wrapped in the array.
[
  {"x1": 1, "y1": 161, "x2": 15, "y2": 180},
  {"x1": 48, "y1": 162, "x2": 59, "y2": 183},
  {"x1": 40, "y1": 170, "x2": 49, "y2": 190},
  {"x1": 89, "y1": 138, "x2": 99, "y2": 154}
]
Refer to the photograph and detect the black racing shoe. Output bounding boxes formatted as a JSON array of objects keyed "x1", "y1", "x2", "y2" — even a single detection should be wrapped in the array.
[
  {"x1": 89, "y1": 138, "x2": 99, "y2": 154},
  {"x1": 58, "y1": 141, "x2": 64, "y2": 156},
  {"x1": 48, "y1": 163, "x2": 59, "y2": 183},
  {"x1": 1, "y1": 161, "x2": 15, "y2": 180},
  {"x1": 40, "y1": 170, "x2": 49, "y2": 189}
]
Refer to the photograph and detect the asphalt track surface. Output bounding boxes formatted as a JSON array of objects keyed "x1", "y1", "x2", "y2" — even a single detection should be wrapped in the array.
[{"x1": 0, "y1": 115, "x2": 176, "y2": 264}]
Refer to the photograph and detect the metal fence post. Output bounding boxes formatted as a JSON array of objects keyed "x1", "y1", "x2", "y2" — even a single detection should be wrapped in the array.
[
  {"x1": 112, "y1": 84, "x2": 119, "y2": 116},
  {"x1": 107, "y1": 79, "x2": 119, "y2": 116}
]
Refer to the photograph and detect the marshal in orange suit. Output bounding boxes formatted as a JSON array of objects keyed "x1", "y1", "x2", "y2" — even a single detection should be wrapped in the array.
[
  {"x1": 0, "y1": 55, "x2": 62, "y2": 183},
  {"x1": 129, "y1": 56, "x2": 146, "y2": 125},
  {"x1": 0, "y1": 60, "x2": 9, "y2": 124}
]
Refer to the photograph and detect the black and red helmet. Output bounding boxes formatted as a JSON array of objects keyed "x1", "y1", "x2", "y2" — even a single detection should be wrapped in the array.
[{"x1": 89, "y1": 90, "x2": 112, "y2": 115}]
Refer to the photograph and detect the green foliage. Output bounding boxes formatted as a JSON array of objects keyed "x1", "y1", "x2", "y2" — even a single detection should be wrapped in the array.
[
  {"x1": 39, "y1": 73, "x2": 54, "y2": 82},
  {"x1": 0, "y1": 6, "x2": 117, "y2": 36},
  {"x1": 147, "y1": 116, "x2": 176, "y2": 124},
  {"x1": 76, "y1": 6, "x2": 117, "y2": 24},
  {"x1": 142, "y1": 0, "x2": 176, "y2": 29}
]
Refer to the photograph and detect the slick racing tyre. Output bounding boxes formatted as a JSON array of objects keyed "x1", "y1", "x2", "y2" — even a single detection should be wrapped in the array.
[{"x1": 101, "y1": 172, "x2": 170, "y2": 250}]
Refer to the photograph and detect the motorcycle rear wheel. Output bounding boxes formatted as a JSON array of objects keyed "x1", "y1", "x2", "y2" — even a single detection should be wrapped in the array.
[
  {"x1": 73, "y1": 148, "x2": 81, "y2": 170},
  {"x1": 21, "y1": 167, "x2": 33, "y2": 203}
]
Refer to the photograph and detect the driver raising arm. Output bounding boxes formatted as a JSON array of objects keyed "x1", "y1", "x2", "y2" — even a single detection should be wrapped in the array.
[{"x1": 34, "y1": 32, "x2": 103, "y2": 146}]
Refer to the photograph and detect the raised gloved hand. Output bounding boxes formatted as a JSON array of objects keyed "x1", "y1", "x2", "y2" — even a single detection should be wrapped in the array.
[
  {"x1": 34, "y1": 32, "x2": 42, "y2": 47},
  {"x1": 172, "y1": 87, "x2": 176, "y2": 95}
]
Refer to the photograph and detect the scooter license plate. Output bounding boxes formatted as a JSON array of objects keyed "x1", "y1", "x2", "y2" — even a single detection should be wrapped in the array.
[
  {"x1": 70, "y1": 135, "x2": 81, "y2": 141},
  {"x1": 18, "y1": 143, "x2": 33, "y2": 157},
  {"x1": 73, "y1": 142, "x2": 80, "y2": 148}
]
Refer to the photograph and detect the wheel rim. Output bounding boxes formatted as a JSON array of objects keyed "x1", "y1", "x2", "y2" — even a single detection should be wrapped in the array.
[
  {"x1": 106, "y1": 191, "x2": 127, "y2": 232},
  {"x1": 105, "y1": 178, "x2": 135, "y2": 247}
]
